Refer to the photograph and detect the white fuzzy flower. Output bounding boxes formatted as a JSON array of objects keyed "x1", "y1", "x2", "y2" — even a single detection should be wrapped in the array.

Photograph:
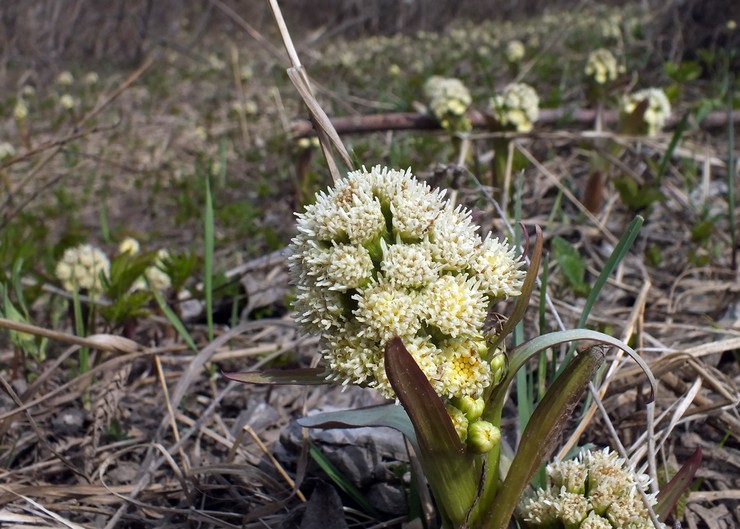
[
  {"x1": 55, "y1": 244, "x2": 110, "y2": 294},
  {"x1": 145, "y1": 249, "x2": 172, "y2": 291},
  {"x1": 0, "y1": 142, "x2": 16, "y2": 161},
  {"x1": 520, "y1": 448, "x2": 665, "y2": 529},
  {"x1": 585, "y1": 48, "x2": 619, "y2": 84},
  {"x1": 423, "y1": 76, "x2": 473, "y2": 131},
  {"x1": 421, "y1": 274, "x2": 488, "y2": 338},
  {"x1": 620, "y1": 88, "x2": 671, "y2": 136},
  {"x1": 84, "y1": 72, "x2": 99, "y2": 85},
  {"x1": 118, "y1": 237, "x2": 140, "y2": 255},
  {"x1": 290, "y1": 165, "x2": 523, "y2": 400},
  {"x1": 506, "y1": 40, "x2": 526, "y2": 63},
  {"x1": 472, "y1": 236, "x2": 526, "y2": 298},
  {"x1": 56, "y1": 71, "x2": 74, "y2": 86},
  {"x1": 426, "y1": 204, "x2": 480, "y2": 271},
  {"x1": 490, "y1": 83, "x2": 540, "y2": 132},
  {"x1": 59, "y1": 94, "x2": 76, "y2": 110},
  {"x1": 14, "y1": 99, "x2": 28, "y2": 122},
  {"x1": 381, "y1": 240, "x2": 438, "y2": 288}
]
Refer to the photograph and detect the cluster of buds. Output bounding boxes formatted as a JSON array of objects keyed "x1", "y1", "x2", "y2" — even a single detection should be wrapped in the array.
[
  {"x1": 620, "y1": 88, "x2": 671, "y2": 137},
  {"x1": 0, "y1": 142, "x2": 16, "y2": 161},
  {"x1": 585, "y1": 48, "x2": 620, "y2": 85},
  {"x1": 118, "y1": 238, "x2": 172, "y2": 292},
  {"x1": 290, "y1": 165, "x2": 525, "y2": 446},
  {"x1": 489, "y1": 83, "x2": 540, "y2": 133},
  {"x1": 55, "y1": 244, "x2": 110, "y2": 294},
  {"x1": 423, "y1": 76, "x2": 473, "y2": 133},
  {"x1": 505, "y1": 40, "x2": 526, "y2": 64},
  {"x1": 519, "y1": 448, "x2": 664, "y2": 529}
]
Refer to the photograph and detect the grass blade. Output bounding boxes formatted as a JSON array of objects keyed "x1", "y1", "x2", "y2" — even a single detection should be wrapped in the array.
[
  {"x1": 152, "y1": 289, "x2": 198, "y2": 352},
  {"x1": 204, "y1": 174, "x2": 215, "y2": 342}
]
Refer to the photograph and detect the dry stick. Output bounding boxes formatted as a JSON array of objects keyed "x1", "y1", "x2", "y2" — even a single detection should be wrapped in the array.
[
  {"x1": 0, "y1": 318, "x2": 138, "y2": 353},
  {"x1": 289, "y1": 109, "x2": 740, "y2": 138},
  {"x1": 154, "y1": 355, "x2": 191, "y2": 477},
  {"x1": 268, "y1": 0, "x2": 352, "y2": 181},
  {"x1": 209, "y1": 0, "x2": 285, "y2": 60},
  {"x1": 244, "y1": 425, "x2": 307, "y2": 503},
  {"x1": 230, "y1": 44, "x2": 251, "y2": 150}
]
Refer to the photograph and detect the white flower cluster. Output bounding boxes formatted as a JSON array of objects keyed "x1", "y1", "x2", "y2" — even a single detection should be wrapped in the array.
[
  {"x1": 489, "y1": 83, "x2": 540, "y2": 133},
  {"x1": 290, "y1": 166, "x2": 525, "y2": 400},
  {"x1": 620, "y1": 88, "x2": 671, "y2": 137},
  {"x1": 519, "y1": 448, "x2": 664, "y2": 529},
  {"x1": 506, "y1": 40, "x2": 526, "y2": 63},
  {"x1": 55, "y1": 244, "x2": 110, "y2": 294},
  {"x1": 0, "y1": 142, "x2": 16, "y2": 161},
  {"x1": 118, "y1": 238, "x2": 172, "y2": 292},
  {"x1": 585, "y1": 48, "x2": 619, "y2": 84},
  {"x1": 423, "y1": 76, "x2": 473, "y2": 131}
]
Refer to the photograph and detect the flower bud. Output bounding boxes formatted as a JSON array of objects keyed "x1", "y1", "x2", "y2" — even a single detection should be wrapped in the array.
[
  {"x1": 445, "y1": 404, "x2": 469, "y2": 442},
  {"x1": 490, "y1": 352, "x2": 507, "y2": 385},
  {"x1": 455, "y1": 396, "x2": 485, "y2": 421},
  {"x1": 467, "y1": 420, "x2": 500, "y2": 453}
]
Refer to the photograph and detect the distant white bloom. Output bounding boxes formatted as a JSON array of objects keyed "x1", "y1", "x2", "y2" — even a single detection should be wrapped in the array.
[
  {"x1": 83, "y1": 72, "x2": 99, "y2": 85},
  {"x1": 0, "y1": 142, "x2": 16, "y2": 161},
  {"x1": 118, "y1": 237, "x2": 140, "y2": 255},
  {"x1": 621, "y1": 88, "x2": 671, "y2": 136},
  {"x1": 14, "y1": 99, "x2": 28, "y2": 122},
  {"x1": 144, "y1": 249, "x2": 171, "y2": 291},
  {"x1": 585, "y1": 48, "x2": 619, "y2": 84},
  {"x1": 489, "y1": 83, "x2": 540, "y2": 132},
  {"x1": 423, "y1": 76, "x2": 473, "y2": 132},
  {"x1": 519, "y1": 447, "x2": 665, "y2": 529},
  {"x1": 388, "y1": 64, "x2": 402, "y2": 76},
  {"x1": 56, "y1": 71, "x2": 74, "y2": 86},
  {"x1": 55, "y1": 244, "x2": 110, "y2": 294},
  {"x1": 59, "y1": 94, "x2": 76, "y2": 110},
  {"x1": 290, "y1": 165, "x2": 524, "y2": 400},
  {"x1": 21, "y1": 85, "x2": 36, "y2": 98},
  {"x1": 506, "y1": 40, "x2": 526, "y2": 63}
]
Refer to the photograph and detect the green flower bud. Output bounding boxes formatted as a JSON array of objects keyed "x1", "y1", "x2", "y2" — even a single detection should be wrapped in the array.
[
  {"x1": 467, "y1": 420, "x2": 500, "y2": 453},
  {"x1": 454, "y1": 396, "x2": 486, "y2": 421},
  {"x1": 445, "y1": 404, "x2": 469, "y2": 442},
  {"x1": 490, "y1": 352, "x2": 507, "y2": 385}
]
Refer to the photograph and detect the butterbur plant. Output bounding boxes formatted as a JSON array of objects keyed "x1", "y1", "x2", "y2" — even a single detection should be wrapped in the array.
[
  {"x1": 225, "y1": 165, "x2": 669, "y2": 528},
  {"x1": 486, "y1": 83, "x2": 540, "y2": 193},
  {"x1": 423, "y1": 76, "x2": 473, "y2": 137}
]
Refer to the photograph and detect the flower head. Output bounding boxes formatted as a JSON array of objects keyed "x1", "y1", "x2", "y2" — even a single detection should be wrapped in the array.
[
  {"x1": 506, "y1": 40, "x2": 526, "y2": 63},
  {"x1": 620, "y1": 88, "x2": 671, "y2": 137},
  {"x1": 118, "y1": 237, "x2": 141, "y2": 255},
  {"x1": 59, "y1": 94, "x2": 77, "y2": 110},
  {"x1": 14, "y1": 99, "x2": 28, "y2": 122},
  {"x1": 55, "y1": 244, "x2": 110, "y2": 294},
  {"x1": 0, "y1": 142, "x2": 16, "y2": 161},
  {"x1": 585, "y1": 48, "x2": 619, "y2": 85},
  {"x1": 290, "y1": 166, "x2": 524, "y2": 400},
  {"x1": 56, "y1": 71, "x2": 74, "y2": 86},
  {"x1": 489, "y1": 83, "x2": 540, "y2": 133},
  {"x1": 519, "y1": 447, "x2": 665, "y2": 529},
  {"x1": 423, "y1": 76, "x2": 473, "y2": 133},
  {"x1": 145, "y1": 249, "x2": 172, "y2": 291}
]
